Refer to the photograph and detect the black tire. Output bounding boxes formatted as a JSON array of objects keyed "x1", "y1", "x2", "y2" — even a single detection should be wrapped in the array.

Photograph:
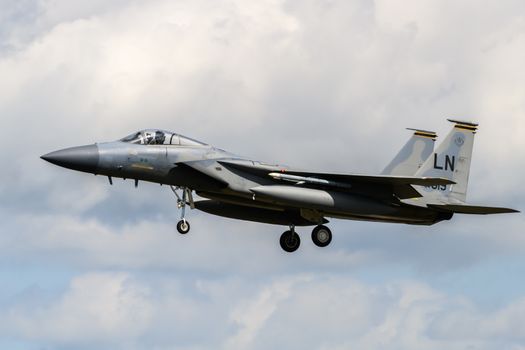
[
  {"x1": 280, "y1": 230, "x2": 300, "y2": 253},
  {"x1": 177, "y1": 220, "x2": 190, "y2": 234},
  {"x1": 311, "y1": 225, "x2": 332, "y2": 247}
]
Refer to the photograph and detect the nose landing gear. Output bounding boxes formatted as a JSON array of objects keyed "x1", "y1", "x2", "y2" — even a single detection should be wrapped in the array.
[
  {"x1": 177, "y1": 219, "x2": 190, "y2": 234},
  {"x1": 171, "y1": 186, "x2": 194, "y2": 234}
]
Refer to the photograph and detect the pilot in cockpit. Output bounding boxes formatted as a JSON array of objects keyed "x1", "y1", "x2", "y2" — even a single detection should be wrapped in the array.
[
  {"x1": 121, "y1": 130, "x2": 206, "y2": 146},
  {"x1": 143, "y1": 130, "x2": 166, "y2": 145},
  {"x1": 154, "y1": 131, "x2": 165, "y2": 145},
  {"x1": 143, "y1": 131, "x2": 154, "y2": 144}
]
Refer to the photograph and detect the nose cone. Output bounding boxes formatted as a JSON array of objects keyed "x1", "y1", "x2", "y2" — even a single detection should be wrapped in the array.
[{"x1": 41, "y1": 144, "x2": 99, "y2": 173}]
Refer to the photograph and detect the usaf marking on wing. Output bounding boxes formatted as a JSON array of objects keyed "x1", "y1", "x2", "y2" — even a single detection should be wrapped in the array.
[{"x1": 41, "y1": 119, "x2": 519, "y2": 253}]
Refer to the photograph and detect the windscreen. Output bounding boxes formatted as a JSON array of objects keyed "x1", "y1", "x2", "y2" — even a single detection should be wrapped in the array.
[
  {"x1": 120, "y1": 130, "x2": 206, "y2": 146},
  {"x1": 120, "y1": 130, "x2": 169, "y2": 145}
]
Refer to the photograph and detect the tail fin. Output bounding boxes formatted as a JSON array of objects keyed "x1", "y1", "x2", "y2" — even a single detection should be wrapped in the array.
[
  {"x1": 414, "y1": 119, "x2": 478, "y2": 203},
  {"x1": 381, "y1": 128, "x2": 436, "y2": 176}
]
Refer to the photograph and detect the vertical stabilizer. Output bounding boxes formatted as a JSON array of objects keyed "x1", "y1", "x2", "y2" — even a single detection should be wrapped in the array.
[
  {"x1": 414, "y1": 119, "x2": 478, "y2": 203},
  {"x1": 381, "y1": 128, "x2": 436, "y2": 176}
]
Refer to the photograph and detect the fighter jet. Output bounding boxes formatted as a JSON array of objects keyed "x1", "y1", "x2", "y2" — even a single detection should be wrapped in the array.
[{"x1": 41, "y1": 119, "x2": 518, "y2": 252}]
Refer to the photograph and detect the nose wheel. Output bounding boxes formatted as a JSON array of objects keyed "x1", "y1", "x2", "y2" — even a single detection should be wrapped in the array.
[
  {"x1": 171, "y1": 186, "x2": 194, "y2": 234},
  {"x1": 177, "y1": 219, "x2": 190, "y2": 234}
]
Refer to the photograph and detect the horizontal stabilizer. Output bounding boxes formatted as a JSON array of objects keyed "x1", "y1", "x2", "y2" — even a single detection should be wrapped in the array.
[{"x1": 427, "y1": 204, "x2": 519, "y2": 215}]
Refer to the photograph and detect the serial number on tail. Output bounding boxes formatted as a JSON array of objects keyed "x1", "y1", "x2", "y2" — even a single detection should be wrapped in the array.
[{"x1": 425, "y1": 185, "x2": 448, "y2": 191}]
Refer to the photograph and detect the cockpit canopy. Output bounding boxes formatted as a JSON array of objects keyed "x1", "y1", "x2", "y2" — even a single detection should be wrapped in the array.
[{"x1": 120, "y1": 130, "x2": 206, "y2": 146}]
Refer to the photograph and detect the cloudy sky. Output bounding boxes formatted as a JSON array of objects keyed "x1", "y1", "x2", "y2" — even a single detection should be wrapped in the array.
[{"x1": 1, "y1": 0, "x2": 524, "y2": 349}]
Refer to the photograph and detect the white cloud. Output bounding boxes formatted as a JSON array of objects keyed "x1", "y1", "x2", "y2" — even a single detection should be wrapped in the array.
[
  {"x1": 2, "y1": 272, "x2": 153, "y2": 346},
  {"x1": 2, "y1": 199, "x2": 524, "y2": 276},
  {"x1": 0, "y1": 0, "x2": 524, "y2": 349},
  {"x1": 0, "y1": 209, "x2": 378, "y2": 273},
  {"x1": 1, "y1": 0, "x2": 523, "y2": 172},
  {"x1": 3, "y1": 273, "x2": 525, "y2": 349},
  {"x1": 224, "y1": 275, "x2": 311, "y2": 349}
]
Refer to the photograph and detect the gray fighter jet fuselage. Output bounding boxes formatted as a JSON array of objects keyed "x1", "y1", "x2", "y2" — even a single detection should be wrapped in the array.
[{"x1": 41, "y1": 121, "x2": 518, "y2": 252}]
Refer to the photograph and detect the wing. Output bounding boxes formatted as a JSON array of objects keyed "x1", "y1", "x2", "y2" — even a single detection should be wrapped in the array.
[
  {"x1": 218, "y1": 159, "x2": 454, "y2": 200},
  {"x1": 169, "y1": 161, "x2": 228, "y2": 190}
]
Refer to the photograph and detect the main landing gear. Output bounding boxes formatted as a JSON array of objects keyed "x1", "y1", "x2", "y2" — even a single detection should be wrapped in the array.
[
  {"x1": 279, "y1": 224, "x2": 333, "y2": 253},
  {"x1": 311, "y1": 225, "x2": 332, "y2": 247},
  {"x1": 280, "y1": 225, "x2": 301, "y2": 252},
  {"x1": 171, "y1": 186, "x2": 194, "y2": 234}
]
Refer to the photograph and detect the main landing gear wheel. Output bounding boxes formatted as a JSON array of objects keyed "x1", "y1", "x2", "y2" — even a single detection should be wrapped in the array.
[
  {"x1": 177, "y1": 219, "x2": 190, "y2": 234},
  {"x1": 280, "y1": 229, "x2": 300, "y2": 253},
  {"x1": 311, "y1": 225, "x2": 332, "y2": 247}
]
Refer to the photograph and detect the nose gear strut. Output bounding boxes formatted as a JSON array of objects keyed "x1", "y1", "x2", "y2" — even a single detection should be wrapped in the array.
[{"x1": 170, "y1": 186, "x2": 194, "y2": 234}]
